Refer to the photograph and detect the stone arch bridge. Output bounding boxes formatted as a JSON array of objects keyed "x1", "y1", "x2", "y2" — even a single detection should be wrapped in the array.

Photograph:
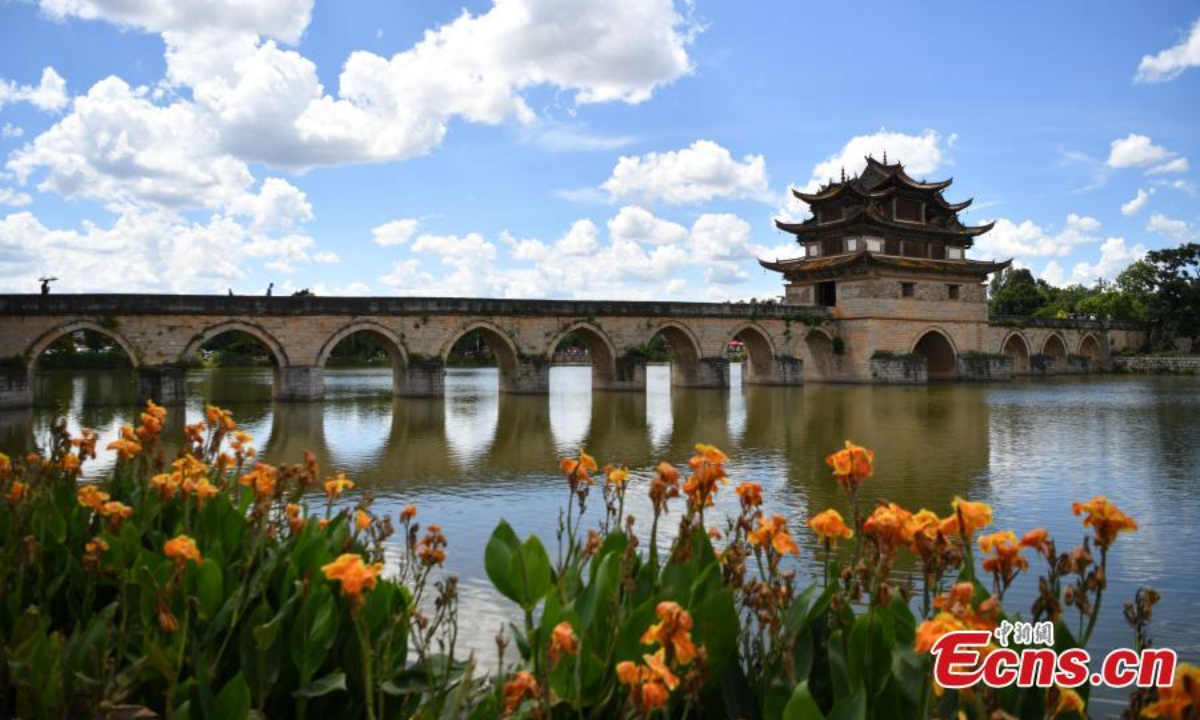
[{"x1": 0, "y1": 295, "x2": 1146, "y2": 407}]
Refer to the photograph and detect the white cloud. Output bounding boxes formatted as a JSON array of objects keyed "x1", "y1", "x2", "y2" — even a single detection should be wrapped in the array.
[
  {"x1": 0, "y1": 67, "x2": 69, "y2": 113},
  {"x1": 1146, "y1": 157, "x2": 1189, "y2": 175},
  {"x1": 38, "y1": 0, "x2": 315, "y2": 44},
  {"x1": 1040, "y1": 260, "x2": 1066, "y2": 287},
  {"x1": 0, "y1": 188, "x2": 32, "y2": 207},
  {"x1": 971, "y1": 214, "x2": 1102, "y2": 259},
  {"x1": 1135, "y1": 17, "x2": 1200, "y2": 83},
  {"x1": 1106, "y1": 133, "x2": 1188, "y2": 174},
  {"x1": 0, "y1": 123, "x2": 23, "y2": 139},
  {"x1": 520, "y1": 123, "x2": 637, "y2": 152},
  {"x1": 312, "y1": 251, "x2": 339, "y2": 263},
  {"x1": 555, "y1": 219, "x2": 601, "y2": 255},
  {"x1": 1147, "y1": 213, "x2": 1194, "y2": 243},
  {"x1": 807, "y1": 129, "x2": 949, "y2": 190},
  {"x1": 372, "y1": 218, "x2": 419, "y2": 246},
  {"x1": 607, "y1": 205, "x2": 688, "y2": 245},
  {"x1": 689, "y1": 212, "x2": 755, "y2": 262},
  {"x1": 1069, "y1": 238, "x2": 1147, "y2": 283},
  {"x1": 1120, "y1": 187, "x2": 1154, "y2": 216},
  {"x1": 601, "y1": 140, "x2": 770, "y2": 205}
]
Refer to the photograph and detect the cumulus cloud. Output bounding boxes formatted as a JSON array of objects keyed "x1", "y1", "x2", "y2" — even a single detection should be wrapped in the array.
[
  {"x1": 1069, "y1": 238, "x2": 1147, "y2": 283},
  {"x1": 0, "y1": 188, "x2": 33, "y2": 207},
  {"x1": 372, "y1": 218, "x2": 419, "y2": 246},
  {"x1": 1120, "y1": 188, "x2": 1154, "y2": 216},
  {"x1": 1146, "y1": 213, "x2": 1194, "y2": 243},
  {"x1": 38, "y1": 0, "x2": 315, "y2": 43},
  {"x1": 971, "y1": 214, "x2": 1102, "y2": 260},
  {"x1": 601, "y1": 140, "x2": 770, "y2": 205},
  {"x1": 0, "y1": 123, "x2": 23, "y2": 139},
  {"x1": 1135, "y1": 17, "x2": 1200, "y2": 83},
  {"x1": 607, "y1": 205, "x2": 688, "y2": 245},
  {"x1": 1106, "y1": 133, "x2": 1188, "y2": 175},
  {"x1": 0, "y1": 67, "x2": 69, "y2": 113},
  {"x1": 806, "y1": 129, "x2": 950, "y2": 191}
]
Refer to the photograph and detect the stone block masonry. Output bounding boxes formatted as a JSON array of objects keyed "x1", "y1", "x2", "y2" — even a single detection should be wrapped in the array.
[{"x1": 1113, "y1": 356, "x2": 1200, "y2": 374}]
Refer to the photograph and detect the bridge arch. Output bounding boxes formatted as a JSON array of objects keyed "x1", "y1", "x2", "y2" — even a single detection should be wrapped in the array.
[
  {"x1": 803, "y1": 327, "x2": 836, "y2": 381},
  {"x1": 645, "y1": 322, "x2": 705, "y2": 386},
  {"x1": 999, "y1": 331, "x2": 1032, "y2": 374},
  {"x1": 317, "y1": 321, "x2": 409, "y2": 394},
  {"x1": 1077, "y1": 333, "x2": 1101, "y2": 365},
  {"x1": 441, "y1": 320, "x2": 522, "y2": 374},
  {"x1": 26, "y1": 320, "x2": 142, "y2": 370},
  {"x1": 911, "y1": 327, "x2": 958, "y2": 380},
  {"x1": 181, "y1": 320, "x2": 290, "y2": 367},
  {"x1": 1041, "y1": 333, "x2": 1068, "y2": 363},
  {"x1": 546, "y1": 322, "x2": 619, "y2": 387},
  {"x1": 727, "y1": 323, "x2": 776, "y2": 384}
]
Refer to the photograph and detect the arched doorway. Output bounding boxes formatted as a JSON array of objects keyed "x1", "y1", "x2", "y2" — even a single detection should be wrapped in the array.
[
  {"x1": 183, "y1": 322, "x2": 287, "y2": 403},
  {"x1": 318, "y1": 323, "x2": 408, "y2": 395},
  {"x1": 729, "y1": 325, "x2": 776, "y2": 385},
  {"x1": 912, "y1": 330, "x2": 957, "y2": 380},
  {"x1": 1000, "y1": 332, "x2": 1031, "y2": 374},
  {"x1": 1077, "y1": 334, "x2": 1101, "y2": 369}
]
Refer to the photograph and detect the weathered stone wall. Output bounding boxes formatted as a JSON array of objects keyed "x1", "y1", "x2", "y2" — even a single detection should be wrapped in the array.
[
  {"x1": 956, "y1": 354, "x2": 1014, "y2": 381},
  {"x1": 1112, "y1": 356, "x2": 1200, "y2": 374},
  {"x1": 869, "y1": 356, "x2": 926, "y2": 384}
]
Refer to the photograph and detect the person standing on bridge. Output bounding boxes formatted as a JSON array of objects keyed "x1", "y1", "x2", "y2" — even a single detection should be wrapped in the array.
[
  {"x1": 39, "y1": 277, "x2": 57, "y2": 295},
  {"x1": 266, "y1": 283, "x2": 274, "y2": 297}
]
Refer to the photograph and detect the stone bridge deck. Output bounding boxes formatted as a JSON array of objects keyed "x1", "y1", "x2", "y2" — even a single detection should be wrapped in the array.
[{"x1": 0, "y1": 294, "x2": 825, "y2": 406}]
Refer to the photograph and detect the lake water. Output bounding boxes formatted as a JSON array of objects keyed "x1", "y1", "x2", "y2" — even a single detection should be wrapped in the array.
[{"x1": 3, "y1": 366, "x2": 1198, "y2": 711}]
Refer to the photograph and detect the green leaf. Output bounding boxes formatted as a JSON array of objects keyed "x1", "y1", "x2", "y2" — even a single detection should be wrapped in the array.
[
  {"x1": 519, "y1": 534, "x2": 552, "y2": 610},
  {"x1": 689, "y1": 583, "x2": 738, "y2": 672},
  {"x1": 721, "y1": 656, "x2": 760, "y2": 720},
  {"x1": 827, "y1": 687, "x2": 866, "y2": 720},
  {"x1": 194, "y1": 560, "x2": 223, "y2": 620},
  {"x1": 484, "y1": 521, "x2": 524, "y2": 606},
  {"x1": 783, "y1": 681, "x2": 827, "y2": 720},
  {"x1": 213, "y1": 673, "x2": 251, "y2": 720},
  {"x1": 292, "y1": 672, "x2": 347, "y2": 699}
]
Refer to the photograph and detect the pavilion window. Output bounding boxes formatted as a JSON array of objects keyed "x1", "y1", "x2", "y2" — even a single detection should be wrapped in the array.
[
  {"x1": 948, "y1": 284, "x2": 961, "y2": 300},
  {"x1": 846, "y1": 237, "x2": 860, "y2": 252},
  {"x1": 901, "y1": 282, "x2": 915, "y2": 298},
  {"x1": 864, "y1": 237, "x2": 884, "y2": 253},
  {"x1": 806, "y1": 243, "x2": 822, "y2": 257},
  {"x1": 817, "y1": 281, "x2": 837, "y2": 307},
  {"x1": 947, "y1": 246, "x2": 964, "y2": 260}
]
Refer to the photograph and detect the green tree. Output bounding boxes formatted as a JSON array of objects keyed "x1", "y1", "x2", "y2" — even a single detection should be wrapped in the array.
[
  {"x1": 1141, "y1": 243, "x2": 1200, "y2": 348},
  {"x1": 989, "y1": 268, "x2": 1045, "y2": 316}
]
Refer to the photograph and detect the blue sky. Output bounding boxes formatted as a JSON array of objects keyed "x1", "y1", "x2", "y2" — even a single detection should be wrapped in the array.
[{"x1": 0, "y1": 0, "x2": 1197, "y2": 300}]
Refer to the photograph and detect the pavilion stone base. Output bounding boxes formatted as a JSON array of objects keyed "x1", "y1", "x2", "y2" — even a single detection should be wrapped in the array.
[
  {"x1": 0, "y1": 368, "x2": 31, "y2": 409},
  {"x1": 137, "y1": 366, "x2": 187, "y2": 404},
  {"x1": 674, "y1": 357, "x2": 730, "y2": 388},
  {"x1": 500, "y1": 360, "x2": 551, "y2": 394},
  {"x1": 275, "y1": 366, "x2": 325, "y2": 401},
  {"x1": 956, "y1": 355, "x2": 1014, "y2": 381},
  {"x1": 870, "y1": 356, "x2": 927, "y2": 384},
  {"x1": 596, "y1": 356, "x2": 647, "y2": 392},
  {"x1": 402, "y1": 359, "x2": 446, "y2": 397}
]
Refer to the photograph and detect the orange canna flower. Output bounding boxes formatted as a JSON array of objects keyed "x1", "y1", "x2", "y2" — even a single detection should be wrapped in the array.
[
  {"x1": 239, "y1": 463, "x2": 278, "y2": 498},
  {"x1": 77, "y1": 485, "x2": 110, "y2": 510},
  {"x1": 559, "y1": 449, "x2": 599, "y2": 485},
  {"x1": 904, "y1": 509, "x2": 942, "y2": 547},
  {"x1": 205, "y1": 405, "x2": 236, "y2": 432},
  {"x1": 735, "y1": 481, "x2": 763, "y2": 509},
  {"x1": 417, "y1": 523, "x2": 448, "y2": 566},
  {"x1": 286, "y1": 503, "x2": 304, "y2": 533},
  {"x1": 683, "y1": 443, "x2": 728, "y2": 510},
  {"x1": 605, "y1": 464, "x2": 630, "y2": 487},
  {"x1": 193, "y1": 478, "x2": 219, "y2": 505},
  {"x1": 355, "y1": 510, "x2": 372, "y2": 532},
  {"x1": 61, "y1": 452, "x2": 80, "y2": 472},
  {"x1": 99, "y1": 500, "x2": 133, "y2": 520},
  {"x1": 978, "y1": 530, "x2": 1028, "y2": 584},
  {"x1": 1142, "y1": 663, "x2": 1200, "y2": 719},
  {"x1": 83, "y1": 536, "x2": 108, "y2": 569},
  {"x1": 941, "y1": 497, "x2": 993, "y2": 539},
  {"x1": 163, "y1": 535, "x2": 202, "y2": 566},
  {"x1": 825, "y1": 440, "x2": 874, "y2": 493},
  {"x1": 1048, "y1": 686, "x2": 1086, "y2": 718},
  {"x1": 1019, "y1": 528, "x2": 1054, "y2": 559},
  {"x1": 915, "y1": 611, "x2": 969, "y2": 653},
  {"x1": 502, "y1": 671, "x2": 540, "y2": 716},
  {"x1": 548, "y1": 621, "x2": 578, "y2": 666},
  {"x1": 1072, "y1": 496, "x2": 1138, "y2": 549},
  {"x1": 640, "y1": 601, "x2": 698, "y2": 665},
  {"x1": 400, "y1": 504, "x2": 417, "y2": 523},
  {"x1": 322, "y1": 553, "x2": 383, "y2": 599},
  {"x1": 5, "y1": 481, "x2": 26, "y2": 504},
  {"x1": 748, "y1": 515, "x2": 801, "y2": 556},
  {"x1": 324, "y1": 472, "x2": 355, "y2": 499},
  {"x1": 649, "y1": 461, "x2": 681, "y2": 514},
  {"x1": 0, "y1": 452, "x2": 10, "y2": 476},
  {"x1": 616, "y1": 650, "x2": 679, "y2": 714},
  {"x1": 106, "y1": 427, "x2": 142, "y2": 460},
  {"x1": 863, "y1": 502, "x2": 913, "y2": 547},
  {"x1": 809, "y1": 508, "x2": 853, "y2": 545}
]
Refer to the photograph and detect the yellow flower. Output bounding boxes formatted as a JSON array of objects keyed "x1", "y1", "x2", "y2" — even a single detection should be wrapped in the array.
[
  {"x1": 77, "y1": 485, "x2": 110, "y2": 510},
  {"x1": 355, "y1": 510, "x2": 372, "y2": 531},
  {"x1": 193, "y1": 478, "x2": 219, "y2": 505},
  {"x1": 1072, "y1": 496, "x2": 1138, "y2": 549},
  {"x1": 748, "y1": 515, "x2": 801, "y2": 556},
  {"x1": 106, "y1": 427, "x2": 142, "y2": 459},
  {"x1": 239, "y1": 463, "x2": 278, "y2": 498},
  {"x1": 1142, "y1": 663, "x2": 1200, "y2": 719},
  {"x1": 163, "y1": 535, "x2": 202, "y2": 565},
  {"x1": 559, "y1": 449, "x2": 598, "y2": 485},
  {"x1": 605, "y1": 464, "x2": 630, "y2": 487},
  {"x1": 979, "y1": 530, "x2": 1028, "y2": 584},
  {"x1": 941, "y1": 497, "x2": 993, "y2": 539},
  {"x1": 151, "y1": 472, "x2": 180, "y2": 499},
  {"x1": 324, "y1": 472, "x2": 355, "y2": 499},
  {"x1": 825, "y1": 440, "x2": 874, "y2": 493},
  {"x1": 809, "y1": 509, "x2": 854, "y2": 545},
  {"x1": 322, "y1": 553, "x2": 382, "y2": 599}
]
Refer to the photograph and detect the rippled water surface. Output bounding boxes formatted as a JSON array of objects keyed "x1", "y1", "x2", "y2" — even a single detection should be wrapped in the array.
[{"x1": 3, "y1": 366, "x2": 1198, "y2": 709}]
